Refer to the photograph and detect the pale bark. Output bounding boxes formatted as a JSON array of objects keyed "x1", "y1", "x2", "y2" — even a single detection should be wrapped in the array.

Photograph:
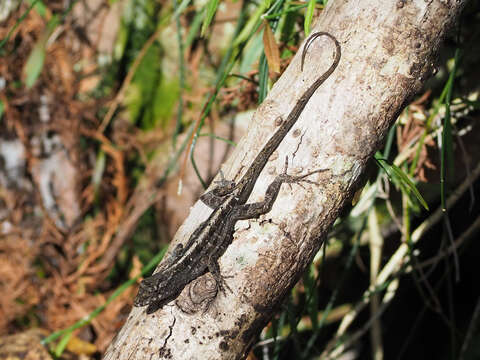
[{"x1": 103, "y1": 0, "x2": 467, "y2": 359}]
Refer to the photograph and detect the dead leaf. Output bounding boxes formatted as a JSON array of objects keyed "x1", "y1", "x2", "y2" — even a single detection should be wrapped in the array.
[
  {"x1": 262, "y1": 20, "x2": 280, "y2": 74},
  {"x1": 66, "y1": 335, "x2": 98, "y2": 356}
]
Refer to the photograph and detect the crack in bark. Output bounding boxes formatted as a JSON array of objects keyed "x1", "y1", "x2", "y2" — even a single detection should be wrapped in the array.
[
  {"x1": 158, "y1": 314, "x2": 176, "y2": 358},
  {"x1": 292, "y1": 130, "x2": 307, "y2": 161}
]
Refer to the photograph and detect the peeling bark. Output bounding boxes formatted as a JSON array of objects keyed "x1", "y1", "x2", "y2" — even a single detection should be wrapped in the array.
[{"x1": 103, "y1": 0, "x2": 467, "y2": 359}]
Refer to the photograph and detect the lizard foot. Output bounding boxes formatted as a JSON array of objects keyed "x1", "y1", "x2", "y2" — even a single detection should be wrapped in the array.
[{"x1": 279, "y1": 156, "x2": 328, "y2": 186}]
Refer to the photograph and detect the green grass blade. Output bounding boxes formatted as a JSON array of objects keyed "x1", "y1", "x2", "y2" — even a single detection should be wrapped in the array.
[
  {"x1": 190, "y1": 134, "x2": 207, "y2": 189},
  {"x1": 390, "y1": 164, "x2": 429, "y2": 210},
  {"x1": 173, "y1": 0, "x2": 186, "y2": 147},
  {"x1": 26, "y1": 0, "x2": 47, "y2": 17},
  {"x1": 54, "y1": 331, "x2": 72, "y2": 357},
  {"x1": 441, "y1": 48, "x2": 460, "y2": 211},
  {"x1": 303, "y1": 263, "x2": 319, "y2": 331},
  {"x1": 233, "y1": 0, "x2": 269, "y2": 46},
  {"x1": 0, "y1": 0, "x2": 40, "y2": 51},
  {"x1": 382, "y1": 123, "x2": 397, "y2": 159},
  {"x1": 376, "y1": 158, "x2": 429, "y2": 211},
  {"x1": 199, "y1": 133, "x2": 237, "y2": 147},
  {"x1": 173, "y1": 0, "x2": 191, "y2": 18},
  {"x1": 258, "y1": 53, "x2": 269, "y2": 103},
  {"x1": 263, "y1": 4, "x2": 307, "y2": 20},
  {"x1": 22, "y1": 15, "x2": 60, "y2": 88},
  {"x1": 304, "y1": 0, "x2": 315, "y2": 36},
  {"x1": 92, "y1": 150, "x2": 106, "y2": 198},
  {"x1": 23, "y1": 35, "x2": 47, "y2": 88},
  {"x1": 201, "y1": 0, "x2": 220, "y2": 36},
  {"x1": 185, "y1": 10, "x2": 204, "y2": 48}
]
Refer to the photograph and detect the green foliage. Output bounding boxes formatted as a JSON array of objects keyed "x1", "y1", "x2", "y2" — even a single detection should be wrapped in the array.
[
  {"x1": 304, "y1": 0, "x2": 315, "y2": 36},
  {"x1": 92, "y1": 150, "x2": 106, "y2": 200},
  {"x1": 22, "y1": 33, "x2": 47, "y2": 88},
  {"x1": 20, "y1": 2, "x2": 73, "y2": 88},
  {"x1": 202, "y1": 0, "x2": 220, "y2": 36},
  {"x1": 26, "y1": 0, "x2": 47, "y2": 17},
  {"x1": 440, "y1": 48, "x2": 461, "y2": 210},
  {"x1": 116, "y1": 0, "x2": 177, "y2": 129},
  {"x1": 376, "y1": 157, "x2": 429, "y2": 211},
  {"x1": 123, "y1": 43, "x2": 180, "y2": 130}
]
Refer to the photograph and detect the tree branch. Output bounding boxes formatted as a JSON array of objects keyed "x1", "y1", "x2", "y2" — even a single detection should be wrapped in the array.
[{"x1": 103, "y1": 0, "x2": 467, "y2": 358}]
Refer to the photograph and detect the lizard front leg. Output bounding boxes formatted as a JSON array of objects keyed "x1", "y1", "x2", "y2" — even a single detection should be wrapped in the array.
[
  {"x1": 233, "y1": 166, "x2": 328, "y2": 221},
  {"x1": 201, "y1": 165, "x2": 327, "y2": 299}
]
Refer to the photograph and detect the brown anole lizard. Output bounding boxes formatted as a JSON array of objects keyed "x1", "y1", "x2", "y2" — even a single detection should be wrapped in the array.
[{"x1": 134, "y1": 32, "x2": 341, "y2": 314}]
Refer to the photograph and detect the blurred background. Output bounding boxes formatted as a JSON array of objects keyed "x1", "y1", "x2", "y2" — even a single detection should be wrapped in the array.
[{"x1": 0, "y1": 0, "x2": 479, "y2": 359}]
